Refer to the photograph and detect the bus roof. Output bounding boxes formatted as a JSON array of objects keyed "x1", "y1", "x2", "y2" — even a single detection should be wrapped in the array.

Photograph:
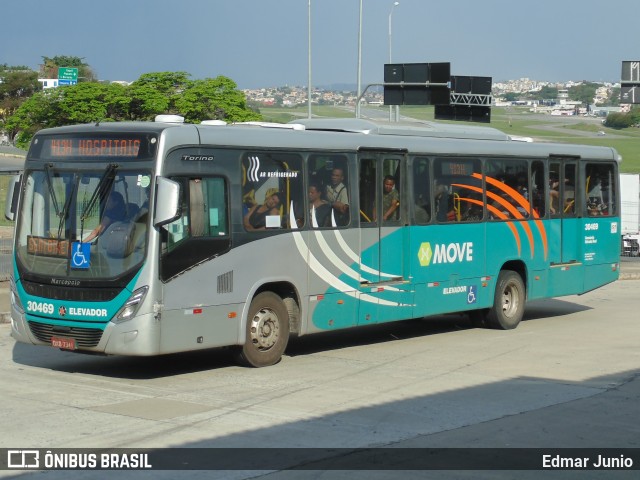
[
  {"x1": 288, "y1": 118, "x2": 511, "y2": 141},
  {"x1": 31, "y1": 118, "x2": 621, "y2": 163}
]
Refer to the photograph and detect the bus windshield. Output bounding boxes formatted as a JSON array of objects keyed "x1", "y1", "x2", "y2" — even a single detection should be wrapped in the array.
[{"x1": 16, "y1": 168, "x2": 152, "y2": 281}]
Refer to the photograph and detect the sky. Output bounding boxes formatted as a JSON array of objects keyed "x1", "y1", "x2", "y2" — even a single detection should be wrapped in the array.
[{"x1": 1, "y1": 0, "x2": 638, "y2": 89}]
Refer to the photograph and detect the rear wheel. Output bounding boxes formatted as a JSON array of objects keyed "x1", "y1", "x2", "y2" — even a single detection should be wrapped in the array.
[
  {"x1": 235, "y1": 292, "x2": 290, "y2": 367},
  {"x1": 486, "y1": 270, "x2": 525, "y2": 330}
]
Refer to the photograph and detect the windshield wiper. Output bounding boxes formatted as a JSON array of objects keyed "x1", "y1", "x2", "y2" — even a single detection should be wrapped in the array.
[
  {"x1": 44, "y1": 163, "x2": 77, "y2": 239},
  {"x1": 79, "y1": 163, "x2": 118, "y2": 236}
]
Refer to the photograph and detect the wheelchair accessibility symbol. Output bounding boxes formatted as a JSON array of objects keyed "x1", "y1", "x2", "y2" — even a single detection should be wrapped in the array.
[
  {"x1": 467, "y1": 285, "x2": 478, "y2": 304},
  {"x1": 71, "y1": 242, "x2": 91, "y2": 269}
]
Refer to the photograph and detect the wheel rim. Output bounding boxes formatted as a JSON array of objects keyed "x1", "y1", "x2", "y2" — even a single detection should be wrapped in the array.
[
  {"x1": 501, "y1": 283, "x2": 520, "y2": 318},
  {"x1": 249, "y1": 307, "x2": 280, "y2": 351}
]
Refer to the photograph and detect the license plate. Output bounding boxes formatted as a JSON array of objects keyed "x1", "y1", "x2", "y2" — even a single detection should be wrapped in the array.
[{"x1": 51, "y1": 337, "x2": 76, "y2": 350}]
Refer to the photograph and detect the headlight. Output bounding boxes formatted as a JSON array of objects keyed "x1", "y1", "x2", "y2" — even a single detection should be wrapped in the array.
[{"x1": 115, "y1": 286, "x2": 149, "y2": 323}]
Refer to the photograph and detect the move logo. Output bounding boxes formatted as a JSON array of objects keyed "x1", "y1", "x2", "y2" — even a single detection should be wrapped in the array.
[{"x1": 418, "y1": 241, "x2": 474, "y2": 267}]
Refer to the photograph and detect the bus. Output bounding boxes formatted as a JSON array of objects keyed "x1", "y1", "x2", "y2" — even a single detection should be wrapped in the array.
[{"x1": 5, "y1": 117, "x2": 621, "y2": 367}]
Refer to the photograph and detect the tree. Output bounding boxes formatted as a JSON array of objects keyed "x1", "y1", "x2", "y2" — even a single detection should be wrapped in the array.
[
  {"x1": 528, "y1": 86, "x2": 558, "y2": 102},
  {"x1": 133, "y1": 71, "x2": 191, "y2": 97},
  {"x1": 502, "y1": 92, "x2": 520, "y2": 102},
  {"x1": 125, "y1": 82, "x2": 170, "y2": 120},
  {"x1": 604, "y1": 111, "x2": 634, "y2": 129},
  {"x1": 4, "y1": 90, "x2": 59, "y2": 146},
  {"x1": 0, "y1": 65, "x2": 41, "y2": 128},
  {"x1": 40, "y1": 56, "x2": 97, "y2": 82},
  {"x1": 175, "y1": 76, "x2": 262, "y2": 123},
  {"x1": 5, "y1": 71, "x2": 263, "y2": 147},
  {"x1": 569, "y1": 82, "x2": 599, "y2": 105}
]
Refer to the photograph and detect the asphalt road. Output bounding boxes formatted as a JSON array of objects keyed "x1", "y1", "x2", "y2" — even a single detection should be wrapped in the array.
[{"x1": 0, "y1": 278, "x2": 638, "y2": 479}]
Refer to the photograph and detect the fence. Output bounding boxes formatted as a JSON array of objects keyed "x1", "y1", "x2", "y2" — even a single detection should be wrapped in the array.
[{"x1": 0, "y1": 224, "x2": 13, "y2": 281}]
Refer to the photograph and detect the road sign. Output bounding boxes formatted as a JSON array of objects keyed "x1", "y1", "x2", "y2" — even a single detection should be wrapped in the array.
[
  {"x1": 434, "y1": 105, "x2": 491, "y2": 123},
  {"x1": 621, "y1": 61, "x2": 640, "y2": 104},
  {"x1": 622, "y1": 61, "x2": 640, "y2": 83},
  {"x1": 58, "y1": 79, "x2": 77, "y2": 86},
  {"x1": 621, "y1": 85, "x2": 639, "y2": 104},
  {"x1": 383, "y1": 62, "x2": 451, "y2": 106},
  {"x1": 58, "y1": 67, "x2": 78, "y2": 82},
  {"x1": 434, "y1": 75, "x2": 493, "y2": 123}
]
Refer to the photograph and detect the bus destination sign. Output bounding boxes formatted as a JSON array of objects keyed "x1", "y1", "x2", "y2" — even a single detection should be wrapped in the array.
[
  {"x1": 35, "y1": 134, "x2": 158, "y2": 160},
  {"x1": 48, "y1": 138, "x2": 141, "y2": 158}
]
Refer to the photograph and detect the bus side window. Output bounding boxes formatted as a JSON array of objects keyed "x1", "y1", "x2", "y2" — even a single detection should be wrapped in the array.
[
  {"x1": 549, "y1": 162, "x2": 561, "y2": 217},
  {"x1": 413, "y1": 157, "x2": 431, "y2": 225},
  {"x1": 586, "y1": 163, "x2": 616, "y2": 216},
  {"x1": 359, "y1": 158, "x2": 376, "y2": 224},
  {"x1": 563, "y1": 163, "x2": 576, "y2": 216},
  {"x1": 531, "y1": 161, "x2": 545, "y2": 217},
  {"x1": 242, "y1": 152, "x2": 304, "y2": 231}
]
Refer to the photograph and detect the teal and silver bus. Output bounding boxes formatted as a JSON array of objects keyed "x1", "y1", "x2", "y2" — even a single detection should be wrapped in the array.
[{"x1": 5, "y1": 117, "x2": 621, "y2": 367}]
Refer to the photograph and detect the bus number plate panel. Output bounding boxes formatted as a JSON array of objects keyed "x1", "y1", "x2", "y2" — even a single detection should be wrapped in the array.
[{"x1": 51, "y1": 337, "x2": 76, "y2": 350}]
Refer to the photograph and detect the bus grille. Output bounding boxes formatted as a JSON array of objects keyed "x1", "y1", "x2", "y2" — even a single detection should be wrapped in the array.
[
  {"x1": 217, "y1": 271, "x2": 233, "y2": 294},
  {"x1": 22, "y1": 281, "x2": 121, "y2": 302},
  {"x1": 28, "y1": 321, "x2": 104, "y2": 348}
]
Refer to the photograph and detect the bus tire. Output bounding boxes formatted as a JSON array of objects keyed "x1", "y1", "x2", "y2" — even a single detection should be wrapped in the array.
[
  {"x1": 235, "y1": 292, "x2": 290, "y2": 368},
  {"x1": 486, "y1": 270, "x2": 525, "y2": 330}
]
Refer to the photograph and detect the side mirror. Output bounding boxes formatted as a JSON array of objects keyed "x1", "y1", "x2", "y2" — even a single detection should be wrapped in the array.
[
  {"x1": 4, "y1": 174, "x2": 22, "y2": 221},
  {"x1": 153, "y1": 177, "x2": 181, "y2": 227}
]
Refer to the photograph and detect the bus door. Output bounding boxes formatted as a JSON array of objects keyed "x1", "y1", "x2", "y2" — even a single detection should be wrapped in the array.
[
  {"x1": 357, "y1": 152, "x2": 411, "y2": 325},
  {"x1": 548, "y1": 159, "x2": 583, "y2": 293}
]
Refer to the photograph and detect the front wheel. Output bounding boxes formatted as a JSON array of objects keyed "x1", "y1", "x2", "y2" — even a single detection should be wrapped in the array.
[
  {"x1": 235, "y1": 292, "x2": 290, "y2": 367},
  {"x1": 486, "y1": 270, "x2": 525, "y2": 330}
]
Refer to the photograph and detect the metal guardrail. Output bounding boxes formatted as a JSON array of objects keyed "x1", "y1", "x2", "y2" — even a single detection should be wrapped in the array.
[{"x1": 0, "y1": 237, "x2": 12, "y2": 281}]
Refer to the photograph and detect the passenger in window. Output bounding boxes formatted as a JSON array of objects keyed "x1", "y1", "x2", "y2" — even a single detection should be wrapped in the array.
[
  {"x1": 244, "y1": 188, "x2": 282, "y2": 231},
  {"x1": 460, "y1": 194, "x2": 483, "y2": 222},
  {"x1": 516, "y1": 175, "x2": 529, "y2": 200},
  {"x1": 83, "y1": 191, "x2": 126, "y2": 242},
  {"x1": 549, "y1": 176, "x2": 560, "y2": 214},
  {"x1": 309, "y1": 183, "x2": 331, "y2": 228},
  {"x1": 375, "y1": 175, "x2": 400, "y2": 221},
  {"x1": 132, "y1": 186, "x2": 151, "y2": 223},
  {"x1": 414, "y1": 196, "x2": 431, "y2": 224},
  {"x1": 325, "y1": 167, "x2": 349, "y2": 226},
  {"x1": 435, "y1": 184, "x2": 455, "y2": 222},
  {"x1": 242, "y1": 189, "x2": 257, "y2": 218}
]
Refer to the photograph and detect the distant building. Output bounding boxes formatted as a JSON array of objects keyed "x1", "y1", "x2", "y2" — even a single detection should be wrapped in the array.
[
  {"x1": 590, "y1": 105, "x2": 623, "y2": 117},
  {"x1": 38, "y1": 78, "x2": 59, "y2": 89}
]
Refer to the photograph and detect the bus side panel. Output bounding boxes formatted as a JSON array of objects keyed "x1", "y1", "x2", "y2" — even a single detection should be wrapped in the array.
[
  {"x1": 548, "y1": 218, "x2": 585, "y2": 297},
  {"x1": 410, "y1": 223, "x2": 489, "y2": 318},
  {"x1": 159, "y1": 234, "x2": 309, "y2": 352},
  {"x1": 357, "y1": 227, "x2": 413, "y2": 325},
  {"x1": 583, "y1": 216, "x2": 621, "y2": 291},
  {"x1": 306, "y1": 229, "x2": 359, "y2": 332}
]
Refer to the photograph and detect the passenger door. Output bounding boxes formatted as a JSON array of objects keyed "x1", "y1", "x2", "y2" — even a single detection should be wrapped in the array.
[
  {"x1": 357, "y1": 152, "x2": 411, "y2": 325},
  {"x1": 548, "y1": 158, "x2": 584, "y2": 294}
]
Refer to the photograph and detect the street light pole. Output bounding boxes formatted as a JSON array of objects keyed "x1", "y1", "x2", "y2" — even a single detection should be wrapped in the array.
[
  {"x1": 356, "y1": 0, "x2": 363, "y2": 118},
  {"x1": 388, "y1": 1, "x2": 399, "y2": 121},
  {"x1": 308, "y1": 0, "x2": 312, "y2": 119}
]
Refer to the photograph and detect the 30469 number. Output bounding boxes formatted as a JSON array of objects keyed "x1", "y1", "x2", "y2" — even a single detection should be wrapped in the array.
[{"x1": 27, "y1": 301, "x2": 54, "y2": 315}]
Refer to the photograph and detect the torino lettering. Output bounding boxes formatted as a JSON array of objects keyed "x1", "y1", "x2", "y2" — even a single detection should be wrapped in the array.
[{"x1": 432, "y1": 242, "x2": 474, "y2": 264}]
